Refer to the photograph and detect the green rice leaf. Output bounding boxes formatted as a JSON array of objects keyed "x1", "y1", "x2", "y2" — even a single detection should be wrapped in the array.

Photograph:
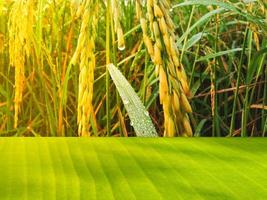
[
  {"x1": 108, "y1": 64, "x2": 158, "y2": 137},
  {"x1": 176, "y1": 8, "x2": 224, "y2": 46},
  {"x1": 184, "y1": 32, "x2": 207, "y2": 50},
  {"x1": 173, "y1": 0, "x2": 267, "y2": 31},
  {"x1": 197, "y1": 48, "x2": 242, "y2": 61},
  {"x1": 194, "y1": 119, "x2": 208, "y2": 136}
]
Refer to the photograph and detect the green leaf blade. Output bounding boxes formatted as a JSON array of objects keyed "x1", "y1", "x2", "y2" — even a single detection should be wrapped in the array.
[{"x1": 108, "y1": 64, "x2": 158, "y2": 137}]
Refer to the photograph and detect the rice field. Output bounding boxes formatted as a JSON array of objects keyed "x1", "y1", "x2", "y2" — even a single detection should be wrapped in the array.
[{"x1": 0, "y1": 0, "x2": 266, "y2": 137}]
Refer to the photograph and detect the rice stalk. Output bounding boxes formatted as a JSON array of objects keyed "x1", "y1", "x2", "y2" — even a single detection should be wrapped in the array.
[
  {"x1": 72, "y1": 0, "x2": 98, "y2": 136},
  {"x1": 8, "y1": 0, "x2": 34, "y2": 128},
  {"x1": 136, "y1": 0, "x2": 193, "y2": 136},
  {"x1": 0, "y1": 34, "x2": 3, "y2": 54},
  {"x1": 106, "y1": 0, "x2": 111, "y2": 136}
]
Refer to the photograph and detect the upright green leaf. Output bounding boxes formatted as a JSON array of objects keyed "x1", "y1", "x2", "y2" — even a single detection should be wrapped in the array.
[
  {"x1": 173, "y1": 0, "x2": 267, "y2": 31},
  {"x1": 108, "y1": 64, "x2": 158, "y2": 137}
]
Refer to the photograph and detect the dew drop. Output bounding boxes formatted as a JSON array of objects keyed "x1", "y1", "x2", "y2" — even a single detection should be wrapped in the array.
[
  {"x1": 141, "y1": 0, "x2": 146, "y2": 7},
  {"x1": 118, "y1": 45, "x2": 126, "y2": 51},
  {"x1": 144, "y1": 111, "x2": 149, "y2": 117}
]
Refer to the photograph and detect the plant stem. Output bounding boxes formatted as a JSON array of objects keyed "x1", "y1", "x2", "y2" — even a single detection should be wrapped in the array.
[
  {"x1": 212, "y1": 11, "x2": 219, "y2": 137},
  {"x1": 106, "y1": 0, "x2": 111, "y2": 136},
  {"x1": 142, "y1": 51, "x2": 149, "y2": 104},
  {"x1": 230, "y1": 27, "x2": 249, "y2": 136},
  {"x1": 180, "y1": 5, "x2": 195, "y2": 62},
  {"x1": 241, "y1": 30, "x2": 252, "y2": 137}
]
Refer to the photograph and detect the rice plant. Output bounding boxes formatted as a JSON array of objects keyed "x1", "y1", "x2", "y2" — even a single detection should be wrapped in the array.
[{"x1": 0, "y1": 0, "x2": 266, "y2": 137}]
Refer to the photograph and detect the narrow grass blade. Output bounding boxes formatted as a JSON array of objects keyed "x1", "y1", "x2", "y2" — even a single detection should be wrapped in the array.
[
  {"x1": 184, "y1": 32, "x2": 207, "y2": 50},
  {"x1": 197, "y1": 48, "x2": 242, "y2": 62},
  {"x1": 176, "y1": 8, "x2": 225, "y2": 46},
  {"x1": 194, "y1": 119, "x2": 208, "y2": 136}
]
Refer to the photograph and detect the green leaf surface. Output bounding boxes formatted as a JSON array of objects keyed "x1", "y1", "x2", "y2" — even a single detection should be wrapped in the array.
[
  {"x1": 173, "y1": 0, "x2": 267, "y2": 31},
  {"x1": 184, "y1": 32, "x2": 207, "y2": 50},
  {"x1": 176, "y1": 8, "x2": 224, "y2": 47},
  {"x1": 194, "y1": 119, "x2": 208, "y2": 136},
  {"x1": 108, "y1": 64, "x2": 158, "y2": 137},
  {"x1": 0, "y1": 138, "x2": 266, "y2": 199},
  {"x1": 197, "y1": 48, "x2": 242, "y2": 62}
]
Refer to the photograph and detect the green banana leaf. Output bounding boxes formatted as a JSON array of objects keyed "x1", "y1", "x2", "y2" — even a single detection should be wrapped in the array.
[{"x1": 0, "y1": 138, "x2": 266, "y2": 199}]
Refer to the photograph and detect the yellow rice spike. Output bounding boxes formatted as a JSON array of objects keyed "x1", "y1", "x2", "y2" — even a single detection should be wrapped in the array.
[{"x1": 180, "y1": 93, "x2": 192, "y2": 113}]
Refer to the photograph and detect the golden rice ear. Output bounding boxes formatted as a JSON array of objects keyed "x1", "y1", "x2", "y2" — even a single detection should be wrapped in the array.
[
  {"x1": 74, "y1": 1, "x2": 98, "y2": 136},
  {"x1": 154, "y1": 44, "x2": 162, "y2": 65},
  {"x1": 253, "y1": 32, "x2": 260, "y2": 51},
  {"x1": 182, "y1": 115, "x2": 193, "y2": 136},
  {"x1": 143, "y1": 35, "x2": 154, "y2": 57},
  {"x1": 153, "y1": 4, "x2": 163, "y2": 18},
  {"x1": 136, "y1": 0, "x2": 193, "y2": 137},
  {"x1": 135, "y1": 1, "x2": 142, "y2": 19},
  {"x1": 180, "y1": 77, "x2": 190, "y2": 97},
  {"x1": 155, "y1": 38, "x2": 162, "y2": 50},
  {"x1": 172, "y1": 53, "x2": 180, "y2": 68},
  {"x1": 111, "y1": 0, "x2": 125, "y2": 51},
  {"x1": 153, "y1": 21, "x2": 160, "y2": 38},
  {"x1": 180, "y1": 93, "x2": 192, "y2": 113},
  {"x1": 172, "y1": 91, "x2": 180, "y2": 113},
  {"x1": 163, "y1": 34, "x2": 171, "y2": 54},
  {"x1": 147, "y1": 0, "x2": 153, "y2": 7},
  {"x1": 167, "y1": 118, "x2": 176, "y2": 137},
  {"x1": 0, "y1": 35, "x2": 4, "y2": 54},
  {"x1": 170, "y1": 36, "x2": 178, "y2": 57},
  {"x1": 158, "y1": 17, "x2": 168, "y2": 35},
  {"x1": 140, "y1": 18, "x2": 147, "y2": 34},
  {"x1": 159, "y1": 67, "x2": 168, "y2": 104},
  {"x1": 9, "y1": 0, "x2": 35, "y2": 128},
  {"x1": 75, "y1": 1, "x2": 85, "y2": 18},
  {"x1": 117, "y1": 27, "x2": 125, "y2": 51}
]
